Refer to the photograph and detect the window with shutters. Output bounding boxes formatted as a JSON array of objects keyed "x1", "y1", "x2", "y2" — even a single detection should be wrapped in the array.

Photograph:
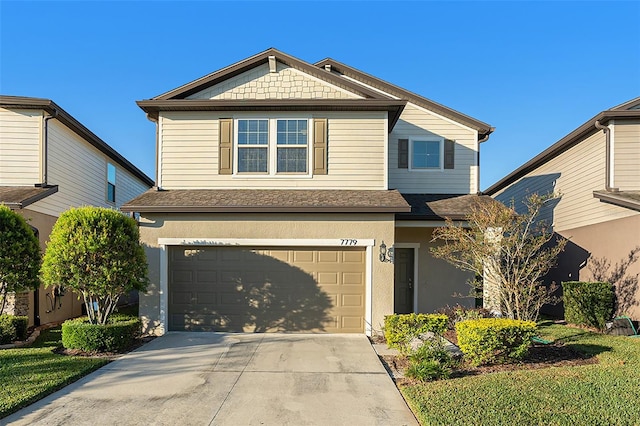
[
  {"x1": 233, "y1": 117, "x2": 313, "y2": 176},
  {"x1": 409, "y1": 137, "x2": 443, "y2": 170}
]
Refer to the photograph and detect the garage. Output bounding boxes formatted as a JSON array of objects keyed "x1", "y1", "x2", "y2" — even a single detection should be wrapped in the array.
[{"x1": 168, "y1": 246, "x2": 366, "y2": 333}]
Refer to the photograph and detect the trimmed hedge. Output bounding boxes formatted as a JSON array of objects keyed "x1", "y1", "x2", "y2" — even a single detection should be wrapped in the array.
[
  {"x1": 62, "y1": 315, "x2": 141, "y2": 353},
  {"x1": 456, "y1": 318, "x2": 537, "y2": 366},
  {"x1": 563, "y1": 281, "x2": 614, "y2": 330},
  {"x1": 0, "y1": 315, "x2": 28, "y2": 344},
  {"x1": 384, "y1": 313, "x2": 448, "y2": 353}
]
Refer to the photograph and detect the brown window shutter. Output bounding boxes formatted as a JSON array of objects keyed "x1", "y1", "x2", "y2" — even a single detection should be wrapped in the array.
[
  {"x1": 313, "y1": 118, "x2": 328, "y2": 175},
  {"x1": 219, "y1": 118, "x2": 233, "y2": 175},
  {"x1": 444, "y1": 139, "x2": 455, "y2": 169},
  {"x1": 398, "y1": 139, "x2": 408, "y2": 169}
]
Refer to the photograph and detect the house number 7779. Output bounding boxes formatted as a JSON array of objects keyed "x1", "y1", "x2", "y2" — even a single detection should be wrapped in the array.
[{"x1": 340, "y1": 239, "x2": 358, "y2": 246}]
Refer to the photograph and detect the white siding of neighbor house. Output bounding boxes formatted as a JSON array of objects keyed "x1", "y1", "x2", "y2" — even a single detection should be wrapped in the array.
[
  {"x1": 187, "y1": 63, "x2": 363, "y2": 100},
  {"x1": 388, "y1": 103, "x2": 478, "y2": 194},
  {"x1": 493, "y1": 129, "x2": 636, "y2": 232},
  {"x1": 28, "y1": 120, "x2": 150, "y2": 217},
  {"x1": 159, "y1": 111, "x2": 387, "y2": 190},
  {"x1": 613, "y1": 119, "x2": 640, "y2": 190},
  {"x1": 0, "y1": 108, "x2": 42, "y2": 185}
]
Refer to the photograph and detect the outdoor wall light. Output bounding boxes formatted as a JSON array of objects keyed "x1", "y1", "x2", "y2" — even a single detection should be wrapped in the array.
[{"x1": 379, "y1": 240, "x2": 394, "y2": 263}]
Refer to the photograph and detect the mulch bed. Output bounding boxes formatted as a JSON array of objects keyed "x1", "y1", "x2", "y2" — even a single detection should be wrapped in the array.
[{"x1": 377, "y1": 339, "x2": 599, "y2": 385}]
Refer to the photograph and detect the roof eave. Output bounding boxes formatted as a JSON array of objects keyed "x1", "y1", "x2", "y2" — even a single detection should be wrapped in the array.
[
  {"x1": 121, "y1": 205, "x2": 411, "y2": 214},
  {"x1": 593, "y1": 191, "x2": 640, "y2": 212}
]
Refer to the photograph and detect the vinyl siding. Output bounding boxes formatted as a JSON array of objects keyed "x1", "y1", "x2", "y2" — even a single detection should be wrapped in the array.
[
  {"x1": 613, "y1": 119, "x2": 640, "y2": 190},
  {"x1": 0, "y1": 108, "x2": 41, "y2": 185},
  {"x1": 388, "y1": 103, "x2": 478, "y2": 194},
  {"x1": 28, "y1": 120, "x2": 150, "y2": 217},
  {"x1": 159, "y1": 111, "x2": 386, "y2": 189},
  {"x1": 187, "y1": 63, "x2": 362, "y2": 100},
  {"x1": 494, "y1": 130, "x2": 636, "y2": 232}
]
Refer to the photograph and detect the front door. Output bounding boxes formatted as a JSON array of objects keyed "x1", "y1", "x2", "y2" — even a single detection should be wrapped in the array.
[{"x1": 394, "y1": 248, "x2": 414, "y2": 314}]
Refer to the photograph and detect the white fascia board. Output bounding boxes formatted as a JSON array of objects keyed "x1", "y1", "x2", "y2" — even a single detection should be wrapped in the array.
[{"x1": 395, "y1": 220, "x2": 470, "y2": 228}]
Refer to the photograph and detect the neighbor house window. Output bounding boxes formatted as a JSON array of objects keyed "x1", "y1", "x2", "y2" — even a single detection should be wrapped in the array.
[
  {"x1": 237, "y1": 119, "x2": 268, "y2": 173},
  {"x1": 276, "y1": 119, "x2": 307, "y2": 173},
  {"x1": 235, "y1": 118, "x2": 309, "y2": 175},
  {"x1": 411, "y1": 139, "x2": 442, "y2": 170},
  {"x1": 107, "y1": 163, "x2": 116, "y2": 202}
]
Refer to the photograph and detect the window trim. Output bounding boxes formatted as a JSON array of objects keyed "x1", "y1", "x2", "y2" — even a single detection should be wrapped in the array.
[
  {"x1": 233, "y1": 116, "x2": 312, "y2": 177},
  {"x1": 106, "y1": 162, "x2": 116, "y2": 203},
  {"x1": 408, "y1": 137, "x2": 444, "y2": 171}
]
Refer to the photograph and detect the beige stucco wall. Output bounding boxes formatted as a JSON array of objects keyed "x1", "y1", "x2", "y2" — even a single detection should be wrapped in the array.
[
  {"x1": 553, "y1": 214, "x2": 640, "y2": 320},
  {"x1": 138, "y1": 213, "x2": 396, "y2": 335},
  {"x1": 395, "y1": 227, "x2": 475, "y2": 312}
]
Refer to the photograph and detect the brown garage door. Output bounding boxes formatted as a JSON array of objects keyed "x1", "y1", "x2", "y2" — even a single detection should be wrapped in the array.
[{"x1": 168, "y1": 246, "x2": 366, "y2": 333}]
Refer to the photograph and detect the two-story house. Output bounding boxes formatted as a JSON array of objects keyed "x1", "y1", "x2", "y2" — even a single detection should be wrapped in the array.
[
  {"x1": 486, "y1": 98, "x2": 640, "y2": 320},
  {"x1": 123, "y1": 49, "x2": 494, "y2": 335},
  {"x1": 0, "y1": 96, "x2": 154, "y2": 326}
]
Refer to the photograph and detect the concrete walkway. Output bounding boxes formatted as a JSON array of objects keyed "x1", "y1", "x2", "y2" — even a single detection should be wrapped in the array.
[{"x1": 4, "y1": 333, "x2": 418, "y2": 425}]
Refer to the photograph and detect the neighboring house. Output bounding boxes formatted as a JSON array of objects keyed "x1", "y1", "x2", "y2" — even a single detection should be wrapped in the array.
[
  {"x1": 122, "y1": 48, "x2": 494, "y2": 335},
  {"x1": 485, "y1": 97, "x2": 640, "y2": 320},
  {"x1": 0, "y1": 96, "x2": 154, "y2": 326}
]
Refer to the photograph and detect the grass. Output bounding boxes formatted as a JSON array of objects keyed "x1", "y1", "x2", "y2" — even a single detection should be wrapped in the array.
[
  {"x1": 401, "y1": 322, "x2": 640, "y2": 425},
  {"x1": 0, "y1": 326, "x2": 109, "y2": 419}
]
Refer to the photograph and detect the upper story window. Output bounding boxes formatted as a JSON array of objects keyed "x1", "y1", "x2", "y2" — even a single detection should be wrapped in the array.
[
  {"x1": 107, "y1": 163, "x2": 116, "y2": 203},
  {"x1": 410, "y1": 138, "x2": 442, "y2": 170},
  {"x1": 235, "y1": 118, "x2": 309, "y2": 175}
]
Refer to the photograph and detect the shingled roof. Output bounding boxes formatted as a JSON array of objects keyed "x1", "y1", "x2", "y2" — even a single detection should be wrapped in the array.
[
  {"x1": 397, "y1": 193, "x2": 496, "y2": 220},
  {"x1": 121, "y1": 189, "x2": 411, "y2": 213},
  {"x1": 0, "y1": 186, "x2": 58, "y2": 209}
]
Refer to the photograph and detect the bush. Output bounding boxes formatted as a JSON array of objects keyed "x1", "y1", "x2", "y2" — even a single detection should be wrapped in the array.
[
  {"x1": 405, "y1": 339, "x2": 455, "y2": 382},
  {"x1": 563, "y1": 281, "x2": 614, "y2": 330},
  {"x1": 0, "y1": 315, "x2": 27, "y2": 343},
  {"x1": 456, "y1": 318, "x2": 537, "y2": 366},
  {"x1": 384, "y1": 313, "x2": 448, "y2": 353},
  {"x1": 61, "y1": 315, "x2": 141, "y2": 353},
  {"x1": 0, "y1": 315, "x2": 16, "y2": 344}
]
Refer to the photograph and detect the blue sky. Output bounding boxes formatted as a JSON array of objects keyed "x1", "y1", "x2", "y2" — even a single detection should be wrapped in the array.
[{"x1": 1, "y1": 1, "x2": 639, "y2": 190}]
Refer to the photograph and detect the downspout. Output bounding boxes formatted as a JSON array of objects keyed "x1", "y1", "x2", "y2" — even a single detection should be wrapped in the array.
[
  {"x1": 38, "y1": 109, "x2": 58, "y2": 187},
  {"x1": 594, "y1": 120, "x2": 618, "y2": 192}
]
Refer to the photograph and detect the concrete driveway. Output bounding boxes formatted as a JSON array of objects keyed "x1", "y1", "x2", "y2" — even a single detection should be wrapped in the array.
[{"x1": 4, "y1": 333, "x2": 418, "y2": 425}]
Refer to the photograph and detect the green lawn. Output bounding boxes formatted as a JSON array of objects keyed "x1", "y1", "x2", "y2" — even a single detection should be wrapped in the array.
[
  {"x1": 0, "y1": 327, "x2": 108, "y2": 419},
  {"x1": 401, "y1": 323, "x2": 640, "y2": 425}
]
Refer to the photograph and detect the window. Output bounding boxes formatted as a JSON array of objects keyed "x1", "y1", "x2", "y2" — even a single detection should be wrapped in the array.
[
  {"x1": 235, "y1": 118, "x2": 309, "y2": 175},
  {"x1": 107, "y1": 163, "x2": 116, "y2": 202},
  {"x1": 277, "y1": 119, "x2": 307, "y2": 173},
  {"x1": 237, "y1": 119, "x2": 268, "y2": 173},
  {"x1": 411, "y1": 139, "x2": 442, "y2": 170}
]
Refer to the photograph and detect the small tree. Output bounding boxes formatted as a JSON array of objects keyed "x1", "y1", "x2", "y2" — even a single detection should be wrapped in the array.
[
  {"x1": 431, "y1": 193, "x2": 566, "y2": 322},
  {"x1": 41, "y1": 207, "x2": 149, "y2": 325},
  {"x1": 0, "y1": 205, "x2": 41, "y2": 313}
]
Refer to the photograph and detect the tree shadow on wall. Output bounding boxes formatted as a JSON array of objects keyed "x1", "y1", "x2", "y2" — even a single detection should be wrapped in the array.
[
  {"x1": 169, "y1": 247, "x2": 334, "y2": 332},
  {"x1": 588, "y1": 246, "x2": 640, "y2": 317}
]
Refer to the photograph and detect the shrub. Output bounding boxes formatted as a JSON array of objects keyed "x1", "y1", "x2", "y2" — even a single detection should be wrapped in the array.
[
  {"x1": 0, "y1": 315, "x2": 16, "y2": 344},
  {"x1": 61, "y1": 315, "x2": 141, "y2": 353},
  {"x1": 562, "y1": 281, "x2": 614, "y2": 330},
  {"x1": 0, "y1": 205, "x2": 41, "y2": 313},
  {"x1": 10, "y1": 315, "x2": 28, "y2": 341},
  {"x1": 405, "y1": 340, "x2": 455, "y2": 381},
  {"x1": 456, "y1": 318, "x2": 537, "y2": 366},
  {"x1": 384, "y1": 313, "x2": 448, "y2": 353}
]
